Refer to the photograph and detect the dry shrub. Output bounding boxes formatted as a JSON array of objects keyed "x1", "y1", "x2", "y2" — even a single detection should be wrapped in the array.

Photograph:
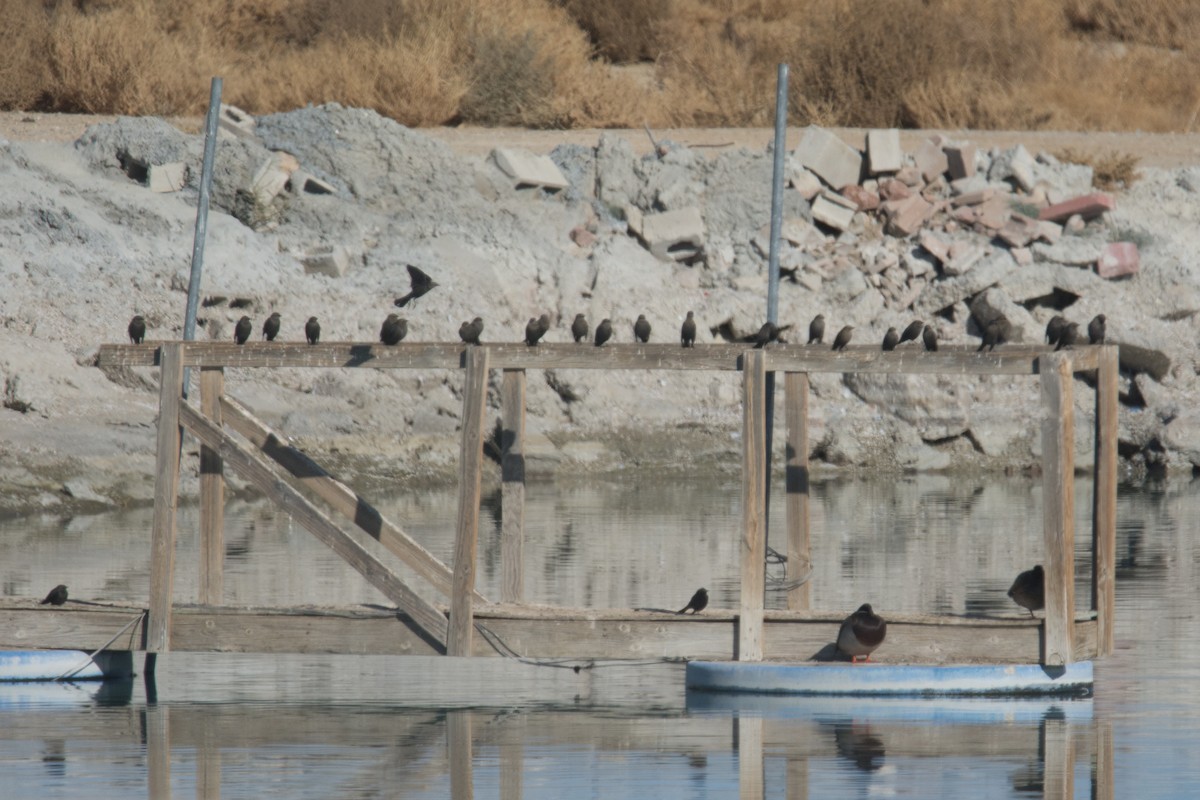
[
  {"x1": 0, "y1": 1, "x2": 52, "y2": 110},
  {"x1": 1055, "y1": 148, "x2": 1142, "y2": 190},
  {"x1": 557, "y1": 0, "x2": 672, "y2": 63},
  {"x1": 1063, "y1": 0, "x2": 1200, "y2": 49}
]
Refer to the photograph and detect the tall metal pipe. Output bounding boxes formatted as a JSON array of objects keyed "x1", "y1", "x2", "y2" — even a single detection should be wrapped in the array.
[
  {"x1": 763, "y1": 64, "x2": 789, "y2": 559},
  {"x1": 182, "y1": 76, "x2": 223, "y2": 398}
]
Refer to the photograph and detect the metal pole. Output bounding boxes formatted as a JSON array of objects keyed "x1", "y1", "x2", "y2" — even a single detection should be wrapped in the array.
[
  {"x1": 762, "y1": 64, "x2": 789, "y2": 566},
  {"x1": 182, "y1": 77, "x2": 223, "y2": 399}
]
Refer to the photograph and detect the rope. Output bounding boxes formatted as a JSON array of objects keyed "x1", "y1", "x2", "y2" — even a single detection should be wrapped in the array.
[{"x1": 55, "y1": 611, "x2": 146, "y2": 681}]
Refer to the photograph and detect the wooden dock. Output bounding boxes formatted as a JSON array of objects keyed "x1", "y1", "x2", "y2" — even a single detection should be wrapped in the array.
[{"x1": 15, "y1": 340, "x2": 1118, "y2": 669}]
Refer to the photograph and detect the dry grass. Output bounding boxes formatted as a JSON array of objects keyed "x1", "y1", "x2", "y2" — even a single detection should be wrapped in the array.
[
  {"x1": 3, "y1": 0, "x2": 1199, "y2": 131},
  {"x1": 1055, "y1": 148, "x2": 1142, "y2": 189}
]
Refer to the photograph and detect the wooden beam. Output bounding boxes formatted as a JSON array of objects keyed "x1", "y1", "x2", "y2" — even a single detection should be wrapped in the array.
[
  {"x1": 146, "y1": 703, "x2": 171, "y2": 800},
  {"x1": 448, "y1": 711, "x2": 474, "y2": 800},
  {"x1": 1042, "y1": 715, "x2": 1075, "y2": 800},
  {"x1": 737, "y1": 715, "x2": 765, "y2": 800},
  {"x1": 1093, "y1": 346, "x2": 1118, "y2": 656},
  {"x1": 148, "y1": 342, "x2": 184, "y2": 653},
  {"x1": 198, "y1": 367, "x2": 225, "y2": 605},
  {"x1": 500, "y1": 369, "x2": 526, "y2": 604},
  {"x1": 197, "y1": 726, "x2": 221, "y2": 800},
  {"x1": 177, "y1": 402, "x2": 449, "y2": 649},
  {"x1": 1040, "y1": 353, "x2": 1076, "y2": 666},
  {"x1": 784, "y1": 372, "x2": 811, "y2": 611},
  {"x1": 218, "y1": 395, "x2": 480, "y2": 603},
  {"x1": 97, "y1": 341, "x2": 1101, "y2": 375},
  {"x1": 1095, "y1": 720, "x2": 1114, "y2": 800},
  {"x1": 449, "y1": 347, "x2": 490, "y2": 656},
  {"x1": 740, "y1": 350, "x2": 767, "y2": 661}
]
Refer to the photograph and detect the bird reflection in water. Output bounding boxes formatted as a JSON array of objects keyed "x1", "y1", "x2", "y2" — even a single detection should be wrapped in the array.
[{"x1": 832, "y1": 721, "x2": 886, "y2": 772}]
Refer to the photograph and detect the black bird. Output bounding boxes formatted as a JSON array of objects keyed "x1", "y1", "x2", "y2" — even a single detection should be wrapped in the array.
[
  {"x1": 882, "y1": 327, "x2": 899, "y2": 351},
  {"x1": 633, "y1": 314, "x2": 651, "y2": 343},
  {"x1": 898, "y1": 319, "x2": 924, "y2": 345},
  {"x1": 808, "y1": 314, "x2": 826, "y2": 344},
  {"x1": 922, "y1": 323, "x2": 938, "y2": 352},
  {"x1": 394, "y1": 264, "x2": 439, "y2": 308},
  {"x1": 525, "y1": 314, "x2": 550, "y2": 346},
  {"x1": 832, "y1": 325, "x2": 854, "y2": 351},
  {"x1": 571, "y1": 313, "x2": 589, "y2": 343},
  {"x1": 128, "y1": 315, "x2": 146, "y2": 345},
  {"x1": 459, "y1": 317, "x2": 483, "y2": 346},
  {"x1": 40, "y1": 585, "x2": 68, "y2": 606},
  {"x1": 1007, "y1": 565, "x2": 1045, "y2": 618},
  {"x1": 1055, "y1": 321, "x2": 1080, "y2": 351},
  {"x1": 977, "y1": 318, "x2": 1006, "y2": 352},
  {"x1": 262, "y1": 312, "x2": 281, "y2": 341},
  {"x1": 234, "y1": 316, "x2": 252, "y2": 345},
  {"x1": 1045, "y1": 314, "x2": 1067, "y2": 346},
  {"x1": 594, "y1": 318, "x2": 613, "y2": 346},
  {"x1": 837, "y1": 603, "x2": 887, "y2": 663},
  {"x1": 305, "y1": 316, "x2": 321, "y2": 345},
  {"x1": 746, "y1": 322, "x2": 789, "y2": 348},
  {"x1": 678, "y1": 587, "x2": 709, "y2": 615},
  {"x1": 380, "y1": 314, "x2": 407, "y2": 345},
  {"x1": 681, "y1": 311, "x2": 696, "y2": 348},
  {"x1": 1088, "y1": 313, "x2": 1106, "y2": 345}
]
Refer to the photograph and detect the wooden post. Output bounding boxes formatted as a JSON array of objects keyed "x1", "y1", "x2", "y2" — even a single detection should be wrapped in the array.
[
  {"x1": 500, "y1": 740, "x2": 523, "y2": 800},
  {"x1": 145, "y1": 704, "x2": 171, "y2": 800},
  {"x1": 148, "y1": 342, "x2": 185, "y2": 654},
  {"x1": 197, "y1": 727, "x2": 221, "y2": 800},
  {"x1": 1040, "y1": 353, "x2": 1075, "y2": 666},
  {"x1": 449, "y1": 347, "x2": 490, "y2": 656},
  {"x1": 500, "y1": 369, "x2": 526, "y2": 604},
  {"x1": 737, "y1": 715, "x2": 765, "y2": 800},
  {"x1": 448, "y1": 711, "x2": 474, "y2": 800},
  {"x1": 1093, "y1": 346, "x2": 1118, "y2": 656},
  {"x1": 1041, "y1": 715, "x2": 1075, "y2": 800},
  {"x1": 1094, "y1": 719, "x2": 1114, "y2": 800},
  {"x1": 199, "y1": 367, "x2": 224, "y2": 605},
  {"x1": 740, "y1": 350, "x2": 767, "y2": 661},
  {"x1": 786, "y1": 755, "x2": 809, "y2": 800},
  {"x1": 784, "y1": 372, "x2": 811, "y2": 610}
]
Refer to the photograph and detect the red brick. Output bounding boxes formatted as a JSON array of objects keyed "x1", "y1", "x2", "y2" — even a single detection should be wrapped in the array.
[
  {"x1": 1038, "y1": 192, "x2": 1115, "y2": 223},
  {"x1": 840, "y1": 184, "x2": 880, "y2": 211},
  {"x1": 883, "y1": 195, "x2": 932, "y2": 236},
  {"x1": 1096, "y1": 242, "x2": 1139, "y2": 279},
  {"x1": 878, "y1": 179, "x2": 911, "y2": 202}
]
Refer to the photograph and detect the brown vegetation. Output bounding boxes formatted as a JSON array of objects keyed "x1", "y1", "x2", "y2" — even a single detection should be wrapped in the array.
[{"x1": 2, "y1": 0, "x2": 1198, "y2": 131}]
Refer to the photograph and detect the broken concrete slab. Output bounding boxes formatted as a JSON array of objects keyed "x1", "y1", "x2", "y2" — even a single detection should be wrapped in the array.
[
  {"x1": 811, "y1": 191, "x2": 859, "y2": 232},
  {"x1": 787, "y1": 162, "x2": 823, "y2": 199},
  {"x1": 914, "y1": 139, "x2": 948, "y2": 182},
  {"x1": 918, "y1": 231, "x2": 950, "y2": 265},
  {"x1": 251, "y1": 152, "x2": 300, "y2": 205},
  {"x1": 970, "y1": 286, "x2": 1036, "y2": 342},
  {"x1": 492, "y1": 147, "x2": 569, "y2": 191},
  {"x1": 636, "y1": 206, "x2": 705, "y2": 261},
  {"x1": 945, "y1": 144, "x2": 976, "y2": 180},
  {"x1": 1031, "y1": 238, "x2": 1105, "y2": 266},
  {"x1": 998, "y1": 262, "x2": 1105, "y2": 302},
  {"x1": 1038, "y1": 192, "x2": 1116, "y2": 223},
  {"x1": 1096, "y1": 241, "x2": 1140, "y2": 278},
  {"x1": 914, "y1": 250, "x2": 1018, "y2": 317},
  {"x1": 988, "y1": 144, "x2": 1036, "y2": 192},
  {"x1": 794, "y1": 126, "x2": 863, "y2": 190},
  {"x1": 219, "y1": 104, "x2": 257, "y2": 139},
  {"x1": 1114, "y1": 328, "x2": 1171, "y2": 380},
  {"x1": 840, "y1": 184, "x2": 880, "y2": 211},
  {"x1": 997, "y1": 214, "x2": 1041, "y2": 248},
  {"x1": 866, "y1": 129, "x2": 902, "y2": 174},
  {"x1": 884, "y1": 195, "x2": 933, "y2": 237},
  {"x1": 300, "y1": 244, "x2": 351, "y2": 278},
  {"x1": 148, "y1": 162, "x2": 186, "y2": 193},
  {"x1": 288, "y1": 169, "x2": 336, "y2": 195},
  {"x1": 943, "y1": 241, "x2": 985, "y2": 276},
  {"x1": 974, "y1": 195, "x2": 1014, "y2": 231}
]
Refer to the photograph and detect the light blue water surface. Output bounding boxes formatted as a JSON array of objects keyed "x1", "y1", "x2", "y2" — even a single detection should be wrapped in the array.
[{"x1": 1, "y1": 474, "x2": 1194, "y2": 798}]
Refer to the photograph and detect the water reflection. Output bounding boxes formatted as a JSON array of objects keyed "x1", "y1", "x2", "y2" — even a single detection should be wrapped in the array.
[{"x1": 0, "y1": 474, "x2": 1199, "y2": 797}]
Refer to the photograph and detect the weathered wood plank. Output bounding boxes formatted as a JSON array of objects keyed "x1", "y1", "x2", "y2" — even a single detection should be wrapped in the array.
[
  {"x1": 197, "y1": 726, "x2": 221, "y2": 800},
  {"x1": 738, "y1": 715, "x2": 765, "y2": 800},
  {"x1": 198, "y1": 367, "x2": 225, "y2": 605},
  {"x1": 1093, "y1": 346, "x2": 1118, "y2": 656},
  {"x1": 146, "y1": 703, "x2": 171, "y2": 800},
  {"x1": 784, "y1": 372, "x2": 811, "y2": 611},
  {"x1": 97, "y1": 341, "x2": 1102, "y2": 374},
  {"x1": 148, "y1": 342, "x2": 184, "y2": 653},
  {"x1": 448, "y1": 711, "x2": 474, "y2": 800},
  {"x1": 500, "y1": 369, "x2": 526, "y2": 604},
  {"x1": 1042, "y1": 715, "x2": 1075, "y2": 800},
  {"x1": 740, "y1": 350, "x2": 767, "y2": 661},
  {"x1": 449, "y1": 348, "x2": 490, "y2": 656},
  {"x1": 1040, "y1": 353, "x2": 1076, "y2": 666},
  {"x1": 218, "y1": 395, "x2": 480, "y2": 603},
  {"x1": 177, "y1": 402, "x2": 450, "y2": 649},
  {"x1": 1095, "y1": 720, "x2": 1114, "y2": 800}
]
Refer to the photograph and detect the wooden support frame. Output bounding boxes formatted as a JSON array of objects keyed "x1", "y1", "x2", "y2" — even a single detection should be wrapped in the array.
[
  {"x1": 198, "y1": 367, "x2": 225, "y2": 605},
  {"x1": 148, "y1": 342, "x2": 184, "y2": 653},
  {"x1": 784, "y1": 372, "x2": 811, "y2": 611},
  {"x1": 1040, "y1": 353, "x2": 1076, "y2": 666},
  {"x1": 449, "y1": 347, "x2": 490, "y2": 657},
  {"x1": 739, "y1": 350, "x2": 767, "y2": 661},
  {"x1": 1093, "y1": 347, "x2": 1118, "y2": 656},
  {"x1": 500, "y1": 369, "x2": 526, "y2": 604}
]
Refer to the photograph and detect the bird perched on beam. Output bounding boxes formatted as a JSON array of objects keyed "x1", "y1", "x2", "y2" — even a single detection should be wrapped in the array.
[
  {"x1": 882, "y1": 327, "x2": 899, "y2": 351},
  {"x1": 305, "y1": 316, "x2": 321, "y2": 345},
  {"x1": 262, "y1": 312, "x2": 281, "y2": 341},
  {"x1": 571, "y1": 313, "x2": 589, "y2": 343},
  {"x1": 633, "y1": 314, "x2": 652, "y2": 343},
  {"x1": 525, "y1": 314, "x2": 550, "y2": 346},
  {"x1": 922, "y1": 324, "x2": 938, "y2": 352},
  {"x1": 380, "y1": 314, "x2": 407, "y2": 345},
  {"x1": 898, "y1": 319, "x2": 924, "y2": 345},
  {"x1": 681, "y1": 311, "x2": 696, "y2": 348},
  {"x1": 1055, "y1": 321, "x2": 1080, "y2": 351},
  {"x1": 594, "y1": 318, "x2": 613, "y2": 346},
  {"x1": 678, "y1": 587, "x2": 708, "y2": 614},
  {"x1": 808, "y1": 314, "x2": 825, "y2": 344},
  {"x1": 746, "y1": 322, "x2": 790, "y2": 348},
  {"x1": 234, "y1": 316, "x2": 252, "y2": 345},
  {"x1": 832, "y1": 325, "x2": 854, "y2": 351},
  {"x1": 459, "y1": 317, "x2": 483, "y2": 346},
  {"x1": 1045, "y1": 315, "x2": 1067, "y2": 347},
  {"x1": 394, "y1": 265, "x2": 439, "y2": 308},
  {"x1": 837, "y1": 604, "x2": 887, "y2": 663},
  {"x1": 1007, "y1": 565, "x2": 1045, "y2": 617},
  {"x1": 978, "y1": 318, "x2": 1007, "y2": 352},
  {"x1": 1088, "y1": 314, "x2": 1106, "y2": 345},
  {"x1": 40, "y1": 585, "x2": 68, "y2": 606},
  {"x1": 128, "y1": 315, "x2": 146, "y2": 345}
]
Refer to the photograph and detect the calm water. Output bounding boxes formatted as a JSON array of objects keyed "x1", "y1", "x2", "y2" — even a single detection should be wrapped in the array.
[{"x1": 2, "y1": 473, "x2": 1197, "y2": 798}]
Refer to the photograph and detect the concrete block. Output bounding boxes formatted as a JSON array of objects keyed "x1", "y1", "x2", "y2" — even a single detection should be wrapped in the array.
[
  {"x1": 1036, "y1": 220, "x2": 1062, "y2": 244},
  {"x1": 811, "y1": 191, "x2": 858, "y2": 232},
  {"x1": 1031, "y1": 238, "x2": 1104, "y2": 266},
  {"x1": 949, "y1": 174, "x2": 990, "y2": 196},
  {"x1": 882, "y1": 195, "x2": 932, "y2": 237},
  {"x1": 840, "y1": 184, "x2": 880, "y2": 211},
  {"x1": 914, "y1": 139, "x2": 949, "y2": 182},
  {"x1": 148, "y1": 162, "x2": 186, "y2": 193},
  {"x1": 945, "y1": 145, "x2": 977, "y2": 180},
  {"x1": 218, "y1": 104, "x2": 257, "y2": 139},
  {"x1": 951, "y1": 187, "x2": 999, "y2": 207},
  {"x1": 300, "y1": 245, "x2": 351, "y2": 278},
  {"x1": 1096, "y1": 241, "x2": 1140, "y2": 278},
  {"x1": 491, "y1": 147, "x2": 569, "y2": 191},
  {"x1": 794, "y1": 126, "x2": 863, "y2": 189},
  {"x1": 997, "y1": 214, "x2": 1040, "y2": 248},
  {"x1": 878, "y1": 178, "x2": 911, "y2": 202},
  {"x1": 251, "y1": 152, "x2": 299, "y2": 205},
  {"x1": 780, "y1": 218, "x2": 824, "y2": 248},
  {"x1": 787, "y1": 162, "x2": 824, "y2": 199},
  {"x1": 988, "y1": 144, "x2": 1036, "y2": 192},
  {"x1": 624, "y1": 204, "x2": 644, "y2": 237},
  {"x1": 918, "y1": 231, "x2": 950, "y2": 265},
  {"x1": 1011, "y1": 247, "x2": 1033, "y2": 266},
  {"x1": 914, "y1": 251, "x2": 1018, "y2": 317},
  {"x1": 896, "y1": 166, "x2": 924, "y2": 187},
  {"x1": 288, "y1": 169, "x2": 336, "y2": 196},
  {"x1": 974, "y1": 195, "x2": 1013, "y2": 231},
  {"x1": 637, "y1": 207, "x2": 705, "y2": 261},
  {"x1": 866, "y1": 129, "x2": 902, "y2": 174},
  {"x1": 944, "y1": 242, "x2": 985, "y2": 276}
]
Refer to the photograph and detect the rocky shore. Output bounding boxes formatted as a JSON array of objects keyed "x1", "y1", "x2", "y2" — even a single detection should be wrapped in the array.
[{"x1": 1, "y1": 105, "x2": 1198, "y2": 516}]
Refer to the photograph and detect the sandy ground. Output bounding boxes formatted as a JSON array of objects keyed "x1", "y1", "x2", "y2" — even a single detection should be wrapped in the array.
[{"x1": 2, "y1": 111, "x2": 1197, "y2": 167}]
